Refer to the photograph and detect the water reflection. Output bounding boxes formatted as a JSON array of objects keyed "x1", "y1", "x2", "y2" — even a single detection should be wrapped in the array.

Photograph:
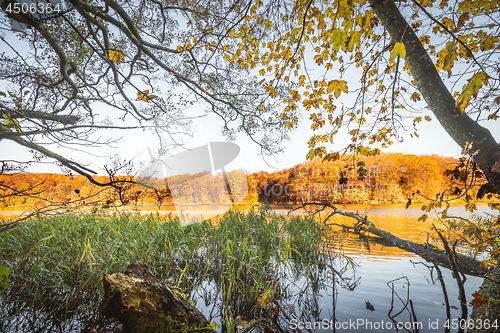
[{"x1": 280, "y1": 203, "x2": 487, "y2": 332}]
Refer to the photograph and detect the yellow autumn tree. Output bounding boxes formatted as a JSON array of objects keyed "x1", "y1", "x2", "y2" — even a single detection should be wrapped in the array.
[
  {"x1": 233, "y1": 0, "x2": 500, "y2": 193},
  {"x1": 228, "y1": 0, "x2": 499, "y2": 320}
]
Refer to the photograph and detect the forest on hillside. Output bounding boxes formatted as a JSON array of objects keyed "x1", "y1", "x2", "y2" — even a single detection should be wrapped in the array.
[{"x1": 0, "y1": 153, "x2": 477, "y2": 209}]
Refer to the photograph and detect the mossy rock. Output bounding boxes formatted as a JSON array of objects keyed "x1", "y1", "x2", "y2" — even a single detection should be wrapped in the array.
[{"x1": 100, "y1": 262, "x2": 211, "y2": 333}]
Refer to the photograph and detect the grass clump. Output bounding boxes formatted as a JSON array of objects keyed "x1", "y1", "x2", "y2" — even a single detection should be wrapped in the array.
[{"x1": 0, "y1": 205, "x2": 327, "y2": 332}]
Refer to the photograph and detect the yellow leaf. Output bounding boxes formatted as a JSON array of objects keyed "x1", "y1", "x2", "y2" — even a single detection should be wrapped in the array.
[
  {"x1": 493, "y1": 216, "x2": 500, "y2": 228},
  {"x1": 257, "y1": 288, "x2": 271, "y2": 308},
  {"x1": 480, "y1": 36, "x2": 500, "y2": 51},
  {"x1": 463, "y1": 224, "x2": 482, "y2": 239},
  {"x1": 481, "y1": 259, "x2": 498, "y2": 269},
  {"x1": 491, "y1": 247, "x2": 500, "y2": 259},
  {"x1": 390, "y1": 42, "x2": 406, "y2": 62},
  {"x1": 417, "y1": 214, "x2": 428, "y2": 222},
  {"x1": 289, "y1": 89, "x2": 300, "y2": 102},
  {"x1": 327, "y1": 80, "x2": 348, "y2": 98},
  {"x1": 137, "y1": 90, "x2": 158, "y2": 102},
  {"x1": 437, "y1": 41, "x2": 457, "y2": 77},
  {"x1": 456, "y1": 71, "x2": 489, "y2": 113},
  {"x1": 471, "y1": 291, "x2": 486, "y2": 308},
  {"x1": 306, "y1": 149, "x2": 315, "y2": 160},
  {"x1": 410, "y1": 92, "x2": 421, "y2": 102},
  {"x1": 347, "y1": 31, "x2": 361, "y2": 51},
  {"x1": 108, "y1": 49, "x2": 124, "y2": 65},
  {"x1": 327, "y1": 81, "x2": 335, "y2": 94}
]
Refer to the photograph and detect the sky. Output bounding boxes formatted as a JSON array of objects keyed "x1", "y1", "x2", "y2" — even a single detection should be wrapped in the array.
[
  {"x1": 2, "y1": 2, "x2": 500, "y2": 177},
  {"x1": 2, "y1": 100, "x2": 498, "y2": 176}
]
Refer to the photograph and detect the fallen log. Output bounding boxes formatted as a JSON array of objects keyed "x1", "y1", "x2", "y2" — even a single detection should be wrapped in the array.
[
  {"x1": 99, "y1": 261, "x2": 212, "y2": 333},
  {"x1": 293, "y1": 203, "x2": 486, "y2": 277},
  {"x1": 294, "y1": 203, "x2": 500, "y2": 333}
]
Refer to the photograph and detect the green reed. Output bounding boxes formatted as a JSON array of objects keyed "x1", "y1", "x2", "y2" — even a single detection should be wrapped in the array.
[{"x1": 0, "y1": 205, "x2": 327, "y2": 331}]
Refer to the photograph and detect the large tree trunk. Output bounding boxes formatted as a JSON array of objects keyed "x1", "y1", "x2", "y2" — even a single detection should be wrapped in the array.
[
  {"x1": 367, "y1": 0, "x2": 500, "y2": 192},
  {"x1": 99, "y1": 261, "x2": 212, "y2": 333}
]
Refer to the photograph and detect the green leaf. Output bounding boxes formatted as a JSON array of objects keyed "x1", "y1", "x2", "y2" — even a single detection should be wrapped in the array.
[
  {"x1": 241, "y1": 319, "x2": 260, "y2": 333},
  {"x1": 0, "y1": 262, "x2": 11, "y2": 295},
  {"x1": 330, "y1": 29, "x2": 346, "y2": 52},
  {"x1": 2, "y1": 114, "x2": 20, "y2": 132}
]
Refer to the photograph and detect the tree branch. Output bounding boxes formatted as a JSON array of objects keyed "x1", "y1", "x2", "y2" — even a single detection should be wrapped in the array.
[{"x1": 293, "y1": 202, "x2": 486, "y2": 276}]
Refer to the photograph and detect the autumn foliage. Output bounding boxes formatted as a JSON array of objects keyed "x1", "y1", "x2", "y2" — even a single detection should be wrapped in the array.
[
  {"x1": 248, "y1": 153, "x2": 461, "y2": 204},
  {"x1": 0, "y1": 153, "x2": 476, "y2": 209}
]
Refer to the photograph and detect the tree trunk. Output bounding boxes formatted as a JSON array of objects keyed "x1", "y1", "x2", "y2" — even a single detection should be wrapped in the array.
[
  {"x1": 99, "y1": 261, "x2": 212, "y2": 333},
  {"x1": 467, "y1": 266, "x2": 500, "y2": 333},
  {"x1": 367, "y1": 0, "x2": 500, "y2": 192}
]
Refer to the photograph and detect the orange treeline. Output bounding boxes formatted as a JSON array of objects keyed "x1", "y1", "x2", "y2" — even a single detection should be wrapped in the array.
[
  {"x1": 0, "y1": 153, "x2": 463, "y2": 208},
  {"x1": 248, "y1": 153, "x2": 459, "y2": 204}
]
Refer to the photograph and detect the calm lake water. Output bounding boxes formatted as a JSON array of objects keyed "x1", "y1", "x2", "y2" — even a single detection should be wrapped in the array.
[
  {"x1": 0, "y1": 203, "x2": 496, "y2": 332},
  {"x1": 277, "y1": 203, "x2": 493, "y2": 332}
]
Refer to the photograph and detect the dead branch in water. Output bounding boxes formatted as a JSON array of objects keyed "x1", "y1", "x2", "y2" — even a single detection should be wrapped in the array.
[{"x1": 292, "y1": 202, "x2": 486, "y2": 277}]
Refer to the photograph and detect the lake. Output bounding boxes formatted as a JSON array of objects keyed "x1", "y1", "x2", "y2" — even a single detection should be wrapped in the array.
[
  {"x1": 0, "y1": 203, "x2": 496, "y2": 332},
  {"x1": 279, "y1": 203, "x2": 493, "y2": 332}
]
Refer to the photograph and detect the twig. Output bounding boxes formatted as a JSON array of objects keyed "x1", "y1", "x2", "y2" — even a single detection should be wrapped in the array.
[
  {"x1": 409, "y1": 300, "x2": 419, "y2": 333},
  {"x1": 426, "y1": 235, "x2": 451, "y2": 333},
  {"x1": 433, "y1": 225, "x2": 468, "y2": 331},
  {"x1": 273, "y1": 299, "x2": 306, "y2": 333}
]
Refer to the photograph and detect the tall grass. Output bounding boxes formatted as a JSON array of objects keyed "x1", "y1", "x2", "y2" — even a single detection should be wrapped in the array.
[{"x1": 0, "y1": 205, "x2": 328, "y2": 332}]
